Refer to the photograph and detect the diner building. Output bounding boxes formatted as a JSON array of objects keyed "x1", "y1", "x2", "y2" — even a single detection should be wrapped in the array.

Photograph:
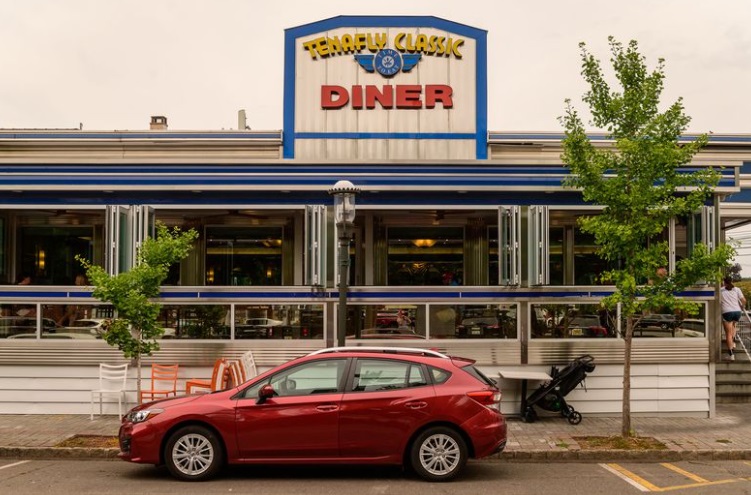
[{"x1": 1, "y1": 16, "x2": 751, "y2": 417}]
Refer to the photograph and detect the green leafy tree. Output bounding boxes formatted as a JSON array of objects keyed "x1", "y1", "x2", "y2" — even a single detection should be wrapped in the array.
[
  {"x1": 78, "y1": 224, "x2": 198, "y2": 398},
  {"x1": 561, "y1": 38, "x2": 735, "y2": 437}
]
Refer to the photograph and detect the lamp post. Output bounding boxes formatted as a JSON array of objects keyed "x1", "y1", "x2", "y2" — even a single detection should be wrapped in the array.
[{"x1": 328, "y1": 180, "x2": 360, "y2": 347}]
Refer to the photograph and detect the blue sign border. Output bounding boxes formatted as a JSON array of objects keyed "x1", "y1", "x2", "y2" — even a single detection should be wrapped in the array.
[{"x1": 283, "y1": 16, "x2": 488, "y2": 159}]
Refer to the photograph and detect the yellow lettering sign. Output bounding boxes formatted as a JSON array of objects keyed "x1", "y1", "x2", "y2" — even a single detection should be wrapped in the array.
[{"x1": 302, "y1": 31, "x2": 465, "y2": 60}]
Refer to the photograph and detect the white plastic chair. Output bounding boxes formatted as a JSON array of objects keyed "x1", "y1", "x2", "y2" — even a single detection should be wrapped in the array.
[
  {"x1": 91, "y1": 363, "x2": 129, "y2": 420},
  {"x1": 240, "y1": 350, "x2": 257, "y2": 380}
]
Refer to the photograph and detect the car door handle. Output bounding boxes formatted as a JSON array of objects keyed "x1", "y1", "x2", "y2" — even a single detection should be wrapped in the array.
[
  {"x1": 405, "y1": 401, "x2": 427, "y2": 409},
  {"x1": 316, "y1": 404, "x2": 339, "y2": 412}
]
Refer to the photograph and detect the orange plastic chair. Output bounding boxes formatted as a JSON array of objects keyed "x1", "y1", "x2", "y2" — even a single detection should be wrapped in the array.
[
  {"x1": 227, "y1": 360, "x2": 245, "y2": 388},
  {"x1": 186, "y1": 358, "x2": 228, "y2": 394},
  {"x1": 139, "y1": 364, "x2": 179, "y2": 404}
]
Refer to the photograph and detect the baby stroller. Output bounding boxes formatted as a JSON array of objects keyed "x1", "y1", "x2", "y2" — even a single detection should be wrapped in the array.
[{"x1": 523, "y1": 355, "x2": 595, "y2": 425}]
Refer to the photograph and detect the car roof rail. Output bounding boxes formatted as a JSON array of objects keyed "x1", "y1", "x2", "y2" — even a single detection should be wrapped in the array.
[{"x1": 309, "y1": 346, "x2": 449, "y2": 359}]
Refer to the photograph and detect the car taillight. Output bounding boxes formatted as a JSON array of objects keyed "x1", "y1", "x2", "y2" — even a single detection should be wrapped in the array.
[{"x1": 467, "y1": 390, "x2": 501, "y2": 412}]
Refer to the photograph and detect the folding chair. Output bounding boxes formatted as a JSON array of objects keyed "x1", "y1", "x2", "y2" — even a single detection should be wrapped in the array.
[
  {"x1": 91, "y1": 363, "x2": 129, "y2": 420},
  {"x1": 139, "y1": 363, "x2": 179, "y2": 404},
  {"x1": 185, "y1": 358, "x2": 228, "y2": 394}
]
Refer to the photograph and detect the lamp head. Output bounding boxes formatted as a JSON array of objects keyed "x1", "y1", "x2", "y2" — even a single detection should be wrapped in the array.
[{"x1": 329, "y1": 180, "x2": 360, "y2": 227}]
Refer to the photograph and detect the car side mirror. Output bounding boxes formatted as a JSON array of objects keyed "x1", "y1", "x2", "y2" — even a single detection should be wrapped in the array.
[{"x1": 257, "y1": 384, "x2": 275, "y2": 404}]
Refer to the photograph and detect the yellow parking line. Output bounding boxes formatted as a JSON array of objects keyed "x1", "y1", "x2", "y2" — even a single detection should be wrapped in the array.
[
  {"x1": 660, "y1": 463, "x2": 709, "y2": 483},
  {"x1": 602, "y1": 463, "x2": 746, "y2": 492},
  {"x1": 602, "y1": 463, "x2": 660, "y2": 491},
  {"x1": 658, "y1": 479, "x2": 740, "y2": 492}
]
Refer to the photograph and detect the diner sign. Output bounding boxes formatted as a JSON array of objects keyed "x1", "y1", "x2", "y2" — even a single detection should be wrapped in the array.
[{"x1": 283, "y1": 16, "x2": 487, "y2": 159}]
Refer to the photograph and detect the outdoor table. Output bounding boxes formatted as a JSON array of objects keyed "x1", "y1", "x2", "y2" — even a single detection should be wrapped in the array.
[{"x1": 498, "y1": 369, "x2": 552, "y2": 417}]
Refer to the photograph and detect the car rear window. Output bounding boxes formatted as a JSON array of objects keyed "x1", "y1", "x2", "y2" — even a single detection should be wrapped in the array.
[{"x1": 459, "y1": 364, "x2": 496, "y2": 386}]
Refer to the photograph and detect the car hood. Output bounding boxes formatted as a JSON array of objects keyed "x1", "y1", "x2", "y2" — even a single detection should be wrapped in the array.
[{"x1": 133, "y1": 393, "x2": 207, "y2": 412}]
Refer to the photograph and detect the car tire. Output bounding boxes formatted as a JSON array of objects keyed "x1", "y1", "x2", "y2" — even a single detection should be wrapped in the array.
[
  {"x1": 409, "y1": 426, "x2": 468, "y2": 482},
  {"x1": 164, "y1": 425, "x2": 224, "y2": 481}
]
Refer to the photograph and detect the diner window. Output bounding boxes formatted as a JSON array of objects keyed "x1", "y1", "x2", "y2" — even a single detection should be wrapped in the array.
[
  {"x1": 158, "y1": 304, "x2": 231, "y2": 340},
  {"x1": 429, "y1": 304, "x2": 517, "y2": 340},
  {"x1": 548, "y1": 211, "x2": 613, "y2": 286},
  {"x1": 387, "y1": 227, "x2": 463, "y2": 286},
  {"x1": 234, "y1": 304, "x2": 324, "y2": 340},
  {"x1": 18, "y1": 226, "x2": 95, "y2": 285},
  {"x1": 5, "y1": 210, "x2": 106, "y2": 285},
  {"x1": 348, "y1": 303, "x2": 517, "y2": 340},
  {"x1": 347, "y1": 304, "x2": 425, "y2": 340},
  {"x1": 634, "y1": 305, "x2": 706, "y2": 338},
  {"x1": 205, "y1": 226, "x2": 283, "y2": 286},
  {"x1": 531, "y1": 303, "x2": 614, "y2": 339},
  {"x1": 1, "y1": 303, "x2": 113, "y2": 339}
]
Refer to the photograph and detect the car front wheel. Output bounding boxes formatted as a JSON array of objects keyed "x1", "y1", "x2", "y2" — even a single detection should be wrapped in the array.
[
  {"x1": 164, "y1": 425, "x2": 224, "y2": 481},
  {"x1": 409, "y1": 426, "x2": 468, "y2": 482}
]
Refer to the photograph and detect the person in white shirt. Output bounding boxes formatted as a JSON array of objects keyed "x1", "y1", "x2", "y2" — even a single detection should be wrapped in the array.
[{"x1": 721, "y1": 276, "x2": 746, "y2": 361}]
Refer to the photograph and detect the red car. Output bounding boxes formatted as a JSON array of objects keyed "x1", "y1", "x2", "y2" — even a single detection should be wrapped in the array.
[{"x1": 118, "y1": 347, "x2": 506, "y2": 482}]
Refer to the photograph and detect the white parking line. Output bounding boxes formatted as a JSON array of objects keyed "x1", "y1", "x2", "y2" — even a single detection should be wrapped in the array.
[
  {"x1": 0, "y1": 460, "x2": 30, "y2": 471},
  {"x1": 600, "y1": 463, "x2": 651, "y2": 492}
]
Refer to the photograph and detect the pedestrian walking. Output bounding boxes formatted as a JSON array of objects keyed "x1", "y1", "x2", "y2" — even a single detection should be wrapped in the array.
[{"x1": 721, "y1": 276, "x2": 746, "y2": 361}]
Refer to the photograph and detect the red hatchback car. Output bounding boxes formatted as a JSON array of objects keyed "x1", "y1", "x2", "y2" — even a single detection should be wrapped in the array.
[{"x1": 118, "y1": 347, "x2": 507, "y2": 482}]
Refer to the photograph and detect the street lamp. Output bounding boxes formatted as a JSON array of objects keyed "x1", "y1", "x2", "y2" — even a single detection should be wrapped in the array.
[{"x1": 328, "y1": 180, "x2": 360, "y2": 347}]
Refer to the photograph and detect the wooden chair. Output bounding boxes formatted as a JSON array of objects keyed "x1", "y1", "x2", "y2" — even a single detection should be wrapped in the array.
[
  {"x1": 91, "y1": 363, "x2": 129, "y2": 419},
  {"x1": 186, "y1": 358, "x2": 228, "y2": 394},
  {"x1": 139, "y1": 364, "x2": 179, "y2": 404}
]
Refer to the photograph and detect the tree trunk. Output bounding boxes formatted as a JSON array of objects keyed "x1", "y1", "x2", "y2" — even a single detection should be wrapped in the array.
[
  {"x1": 622, "y1": 317, "x2": 634, "y2": 437},
  {"x1": 136, "y1": 353, "x2": 142, "y2": 404}
]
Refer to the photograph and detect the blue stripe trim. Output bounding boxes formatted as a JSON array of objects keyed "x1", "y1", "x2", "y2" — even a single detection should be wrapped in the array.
[
  {"x1": 0, "y1": 288, "x2": 715, "y2": 299},
  {"x1": 488, "y1": 132, "x2": 751, "y2": 144},
  {"x1": 283, "y1": 26, "x2": 297, "y2": 159},
  {"x1": 0, "y1": 164, "x2": 736, "y2": 176},
  {"x1": 0, "y1": 132, "x2": 280, "y2": 140},
  {"x1": 476, "y1": 29, "x2": 488, "y2": 159},
  {"x1": 295, "y1": 132, "x2": 476, "y2": 140},
  {"x1": 0, "y1": 177, "x2": 734, "y2": 189}
]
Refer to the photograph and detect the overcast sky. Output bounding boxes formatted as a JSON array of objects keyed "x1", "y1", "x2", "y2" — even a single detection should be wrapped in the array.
[{"x1": 2, "y1": 0, "x2": 751, "y2": 268}]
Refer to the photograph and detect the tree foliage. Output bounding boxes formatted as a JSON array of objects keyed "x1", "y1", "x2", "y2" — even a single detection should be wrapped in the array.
[
  {"x1": 560, "y1": 37, "x2": 735, "y2": 436},
  {"x1": 78, "y1": 223, "x2": 198, "y2": 395}
]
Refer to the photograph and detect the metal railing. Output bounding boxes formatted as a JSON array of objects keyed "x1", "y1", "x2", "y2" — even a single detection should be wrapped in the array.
[{"x1": 736, "y1": 310, "x2": 751, "y2": 360}]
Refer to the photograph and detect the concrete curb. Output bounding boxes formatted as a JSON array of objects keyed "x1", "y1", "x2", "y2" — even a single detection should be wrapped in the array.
[
  {"x1": 3, "y1": 446, "x2": 751, "y2": 462},
  {"x1": 0, "y1": 446, "x2": 120, "y2": 460}
]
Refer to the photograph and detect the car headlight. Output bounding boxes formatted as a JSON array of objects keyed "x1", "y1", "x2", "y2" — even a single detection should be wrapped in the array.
[{"x1": 127, "y1": 408, "x2": 164, "y2": 424}]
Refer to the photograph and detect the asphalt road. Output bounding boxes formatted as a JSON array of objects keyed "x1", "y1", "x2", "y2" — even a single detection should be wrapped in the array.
[{"x1": 3, "y1": 458, "x2": 751, "y2": 494}]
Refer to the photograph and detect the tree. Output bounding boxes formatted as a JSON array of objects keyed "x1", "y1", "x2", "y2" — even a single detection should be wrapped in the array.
[
  {"x1": 78, "y1": 223, "x2": 198, "y2": 398},
  {"x1": 560, "y1": 37, "x2": 735, "y2": 437}
]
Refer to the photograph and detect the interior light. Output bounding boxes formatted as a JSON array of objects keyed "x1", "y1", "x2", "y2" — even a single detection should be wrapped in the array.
[{"x1": 412, "y1": 239, "x2": 437, "y2": 248}]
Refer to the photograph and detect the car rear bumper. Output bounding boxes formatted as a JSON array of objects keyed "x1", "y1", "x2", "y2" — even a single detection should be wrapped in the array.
[{"x1": 462, "y1": 411, "x2": 507, "y2": 459}]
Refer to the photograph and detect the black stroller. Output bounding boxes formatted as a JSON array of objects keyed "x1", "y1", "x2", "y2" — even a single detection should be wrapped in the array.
[{"x1": 523, "y1": 355, "x2": 595, "y2": 425}]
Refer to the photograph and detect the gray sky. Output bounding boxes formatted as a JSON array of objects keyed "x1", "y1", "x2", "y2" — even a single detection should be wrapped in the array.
[{"x1": 2, "y1": 0, "x2": 751, "y2": 268}]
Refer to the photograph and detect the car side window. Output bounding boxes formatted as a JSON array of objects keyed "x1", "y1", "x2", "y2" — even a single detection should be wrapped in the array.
[
  {"x1": 242, "y1": 358, "x2": 347, "y2": 399},
  {"x1": 429, "y1": 366, "x2": 451, "y2": 384},
  {"x1": 351, "y1": 359, "x2": 428, "y2": 392}
]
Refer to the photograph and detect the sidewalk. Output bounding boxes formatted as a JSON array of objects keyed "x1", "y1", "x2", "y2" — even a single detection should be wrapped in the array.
[{"x1": 1, "y1": 404, "x2": 750, "y2": 461}]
